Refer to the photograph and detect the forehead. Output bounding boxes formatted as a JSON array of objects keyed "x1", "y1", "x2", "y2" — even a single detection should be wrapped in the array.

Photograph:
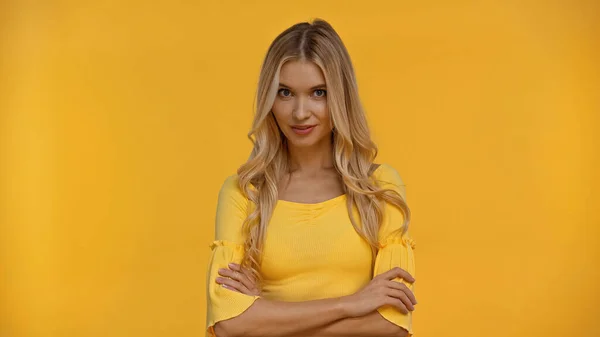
[{"x1": 279, "y1": 60, "x2": 326, "y2": 89}]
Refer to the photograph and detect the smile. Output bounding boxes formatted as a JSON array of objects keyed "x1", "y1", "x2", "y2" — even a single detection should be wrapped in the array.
[{"x1": 291, "y1": 125, "x2": 316, "y2": 135}]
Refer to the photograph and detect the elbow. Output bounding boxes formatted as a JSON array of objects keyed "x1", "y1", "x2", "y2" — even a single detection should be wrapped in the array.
[
  {"x1": 213, "y1": 322, "x2": 228, "y2": 337},
  {"x1": 214, "y1": 320, "x2": 255, "y2": 337},
  {"x1": 213, "y1": 321, "x2": 238, "y2": 337},
  {"x1": 379, "y1": 322, "x2": 409, "y2": 337},
  {"x1": 390, "y1": 326, "x2": 410, "y2": 337}
]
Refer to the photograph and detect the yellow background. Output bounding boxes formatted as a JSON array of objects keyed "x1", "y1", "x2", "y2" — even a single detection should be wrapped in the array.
[{"x1": 1, "y1": 1, "x2": 598, "y2": 336}]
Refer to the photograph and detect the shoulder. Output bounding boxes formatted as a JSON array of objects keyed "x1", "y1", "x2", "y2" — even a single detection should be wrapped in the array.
[
  {"x1": 372, "y1": 163, "x2": 405, "y2": 187},
  {"x1": 217, "y1": 174, "x2": 249, "y2": 209},
  {"x1": 373, "y1": 164, "x2": 410, "y2": 242},
  {"x1": 219, "y1": 174, "x2": 242, "y2": 194},
  {"x1": 371, "y1": 163, "x2": 406, "y2": 199},
  {"x1": 215, "y1": 174, "x2": 250, "y2": 242}
]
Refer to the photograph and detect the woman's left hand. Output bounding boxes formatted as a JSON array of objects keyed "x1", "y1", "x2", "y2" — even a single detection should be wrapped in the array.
[{"x1": 215, "y1": 263, "x2": 261, "y2": 296}]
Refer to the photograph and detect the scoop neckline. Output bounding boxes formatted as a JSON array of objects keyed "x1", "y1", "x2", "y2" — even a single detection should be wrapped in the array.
[{"x1": 276, "y1": 163, "x2": 386, "y2": 208}]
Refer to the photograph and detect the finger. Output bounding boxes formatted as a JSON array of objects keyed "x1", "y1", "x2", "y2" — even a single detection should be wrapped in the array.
[
  {"x1": 228, "y1": 263, "x2": 256, "y2": 282},
  {"x1": 221, "y1": 284, "x2": 237, "y2": 291},
  {"x1": 215, "y1": 277, "x2": 243, "y2": 292},
  {"x1": 218, "y1": 269, "x2": 247, "y2": 288},
  {"x1": 379, "y1": 267, "x2": 415, "y2": 283},
  {"x1": 218, "y1": 268, "x2": 246, "y2": 285},
  {"x1": 218, "y1": 268, "x2": 240, "y2": 280},
  {"x1": 387, "y1": 289, "x2": 415, "y2": 311},
  {"x1": 234, "y1": 264, "x2": 258, "y2": 284},
  {"x1": 228, "y1": 264, "x2": 258, "y2": 291},
  {"x1": 215, "y1": 277, "x2": 250, "y2": 294},
  {"x1": 387, "y1": 280, "x2": 417, "y2": 305},
  {"x1": 224, "y1": 266, "x2": 257, "y2": 292},
  {"x1": 385, "y1": 297, "x2": 409, "y2": 314}
]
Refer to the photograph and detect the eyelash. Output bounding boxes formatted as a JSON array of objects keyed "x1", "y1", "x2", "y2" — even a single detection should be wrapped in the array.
[{"x1": 278, "y1": 89, "x2": 327, "y2": 97}]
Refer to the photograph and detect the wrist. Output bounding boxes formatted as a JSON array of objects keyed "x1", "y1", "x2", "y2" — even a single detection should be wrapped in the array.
[{"x1": 335, "y1": 295, "x2": 354, "y2": 318}]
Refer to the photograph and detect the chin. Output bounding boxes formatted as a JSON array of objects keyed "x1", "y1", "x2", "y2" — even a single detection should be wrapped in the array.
[
  {"x1": 288, "y1": 140, "x2": 316, "y2": 148},
  {"x1": 286, "y1": 134, "x2": 329, "y2": 148}
]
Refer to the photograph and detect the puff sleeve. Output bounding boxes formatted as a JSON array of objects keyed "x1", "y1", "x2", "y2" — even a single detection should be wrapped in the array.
[
  {"x1": 206, "y1": 175, "x2": 260, "y2": 337},
  {"x1": 372, "y1": 164, "x2": 417, "y2": 336}
]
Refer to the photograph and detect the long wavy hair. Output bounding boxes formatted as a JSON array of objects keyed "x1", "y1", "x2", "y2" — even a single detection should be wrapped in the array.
[{"x1": 237, "y1": 19, "x2": 411, "y2": 284}]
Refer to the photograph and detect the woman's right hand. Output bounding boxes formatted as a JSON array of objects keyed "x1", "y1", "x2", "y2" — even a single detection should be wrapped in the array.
[{"x1": 341, "y1": 267, "x2": 417, "y2": 318}]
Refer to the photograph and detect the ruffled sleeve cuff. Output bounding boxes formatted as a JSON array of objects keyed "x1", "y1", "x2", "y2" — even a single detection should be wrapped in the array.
[
  {"x1": 206, "y1": 240, "x2": 260, "y2": 337},
  {"x1": 373, "y1": 235, "x2": 417, "y2": 336}
]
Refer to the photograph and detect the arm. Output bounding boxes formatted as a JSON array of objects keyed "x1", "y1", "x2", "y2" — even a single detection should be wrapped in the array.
[
  {"x1": 214, "y1": 297, "x2": 346, "y2": 337},
  {"x1": 288, "y1": 311, "x2": 409, "y2": 337},
  {"x1": 215, "y1": 264, "x2": 415, "y2": 337},
  {"x1": 370, "y1": 164, "x2": 417, "y2": 336},
  {"x1": 207, "y1": 174, "x2": 416, "y2": 337}
]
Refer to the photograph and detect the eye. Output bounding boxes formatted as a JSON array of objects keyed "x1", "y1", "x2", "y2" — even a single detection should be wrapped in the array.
[
  {"x1": 278, "y1": 88, "x2": 292, "y2": 97},
  {"x1": 314, "y1": 89, "x2": 327, "y2": 97}
]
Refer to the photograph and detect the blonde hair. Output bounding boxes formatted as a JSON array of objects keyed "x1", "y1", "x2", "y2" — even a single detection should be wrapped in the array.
[{"x1": 237, "y1": 18, "x2": 410, "y2": 283}]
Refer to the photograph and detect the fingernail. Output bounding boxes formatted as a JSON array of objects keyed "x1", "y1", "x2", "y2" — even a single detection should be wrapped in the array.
[
  {"x1": 218, "y1": 268, "x2": 226, "y2": 273},
  {"x1": 215, "y1": 277, "x2": 223, "y2": 283},
  {"x1": 228, "y1": 263, "x2": 237, "y2": 268}
]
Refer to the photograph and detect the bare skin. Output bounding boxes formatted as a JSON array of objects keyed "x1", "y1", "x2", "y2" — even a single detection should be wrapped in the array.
[
  {"x1": 212, "y1": 60, "x2": 416, "y2": 337},
  {"x1": 215, "y1": 264, "x2": 416, "y2": 337}
]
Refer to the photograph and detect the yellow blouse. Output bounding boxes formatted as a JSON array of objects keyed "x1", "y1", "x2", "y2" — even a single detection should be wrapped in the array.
[{"x1": 206, "y1": 163, "x2": 417, "y2": 336}]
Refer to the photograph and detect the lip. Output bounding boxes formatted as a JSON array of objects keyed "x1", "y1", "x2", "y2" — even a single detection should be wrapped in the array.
[{"x1": 291, "y1": 125, "x2": 316, "y2": 135}]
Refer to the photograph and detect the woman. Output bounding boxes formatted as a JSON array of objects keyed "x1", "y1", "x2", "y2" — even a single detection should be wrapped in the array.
[{"x1": 206, "y1": 19, "x2": 417, "y2": 337}]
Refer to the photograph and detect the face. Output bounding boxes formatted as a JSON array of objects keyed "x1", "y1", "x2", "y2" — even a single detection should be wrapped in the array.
[{"x1": 271, "y1": 60, "x2": 332, "y2": 149}]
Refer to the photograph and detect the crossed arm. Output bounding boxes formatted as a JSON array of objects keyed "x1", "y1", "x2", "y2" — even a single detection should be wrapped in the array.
[
  {"x1": 290, "y1": 311, "x2": 410, "y2": 337},
  {"x1": 215, "y1": 299, "x2": 408, "y2": 337},
  {"x1": 210, "y1": 172, "x2": 416, "y2": 337},
  {"x1": 213, "y1": 265, "x2": 416, "y2": 337}
]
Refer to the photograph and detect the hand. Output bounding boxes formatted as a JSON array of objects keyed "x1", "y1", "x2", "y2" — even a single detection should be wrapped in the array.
[
  {"x1": 215, "y1": 263, "x2": 261, "y2": 296},
  {"x1": 341, "y1": 267, "x2": 417, "y2": 318}
]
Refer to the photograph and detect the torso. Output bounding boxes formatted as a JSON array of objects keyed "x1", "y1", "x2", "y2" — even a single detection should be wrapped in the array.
[
  {"x1": 261, "y1": 184, "x2": 372, "y2": 301},
  {"x1": 260, "y1": 163, "x2": 384, "y2": 301}
]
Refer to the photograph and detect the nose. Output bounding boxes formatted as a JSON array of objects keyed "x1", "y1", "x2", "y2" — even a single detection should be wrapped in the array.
[{"x1": 292, "y1": 96, "x2": 311, "y2": 120}]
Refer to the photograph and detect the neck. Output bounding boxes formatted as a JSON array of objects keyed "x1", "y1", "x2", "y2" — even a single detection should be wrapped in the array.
[{"x1": 287, "y1": 137, "x2": 334, "y2": 174}]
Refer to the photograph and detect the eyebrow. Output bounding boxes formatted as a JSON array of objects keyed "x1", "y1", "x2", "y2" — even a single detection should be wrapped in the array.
[{"x1": 278, "y1": 82, "x2": 327, "y2": 90}]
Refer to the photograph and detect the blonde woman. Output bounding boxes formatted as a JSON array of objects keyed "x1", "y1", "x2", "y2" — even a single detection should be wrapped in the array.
[{"x1": 206, "y1": 19, "x2": 417, "y2": 337}]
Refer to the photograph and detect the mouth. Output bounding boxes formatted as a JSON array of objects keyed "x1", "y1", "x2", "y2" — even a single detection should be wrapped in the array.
[{"x1": 291, "y1": 125, "x2": 317, "y2": 135}]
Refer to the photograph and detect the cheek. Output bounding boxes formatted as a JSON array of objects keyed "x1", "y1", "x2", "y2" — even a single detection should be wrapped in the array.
[
  {"x1": 312, "y1": 100, "x2": 330, "y2": 125},
  {"x1": 271, "y1": 100, "x2": 291, "y2": 123},
  {"x1": 312, "y1": 100, "x2": 328, "y2": 113}
]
